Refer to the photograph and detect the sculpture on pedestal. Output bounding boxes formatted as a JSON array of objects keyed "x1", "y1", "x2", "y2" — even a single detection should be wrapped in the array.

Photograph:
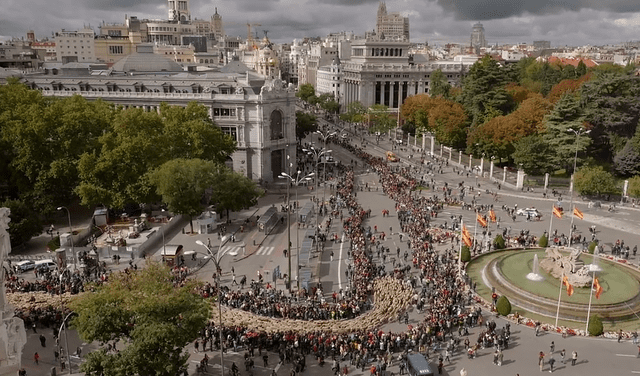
[
  {"x1": 0, "y1": 208, "x2": 27, "y2": 372},
  {"x1": 540, "y1": 247, "x2": 593, "y2": 287}
]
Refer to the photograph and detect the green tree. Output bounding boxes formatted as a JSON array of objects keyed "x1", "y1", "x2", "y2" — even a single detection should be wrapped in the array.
[
  {"x1": 588, "y1": 241, "x2": 598, "y2": 254},
  {"x1": 209, "y1": 168, "x2": 264, "y2": 220},
  {"x1": 613, "y1": 139, "x2": 640, "y2": 177},
  {"x1": 295, "y1": 111, "x2": 318, "y2": 141},
  {"x1": 70, "y1": 262, "x2": 210, "y2": 376},
  {"x1": 588, "y1": 315, "x2": 604, "y2": 336},
  {"x1": 539, "y1": 235, "x2": 548, "y2": 248},
  {"x1": 628, "y1": 175, "x2": 640, "y2": 198},
  {"x1": 461, "y1": 55, "x2": 513, "y2": 126},
  {"x1": 296, "y1": 84, "x2": 315, "y2": 102},
  {"x1": 429, "y1": 69, "x2": 451, "y2": 98},
  {"x1": 542, "y1": 94, "x2": 591, "y2": 172},
  {"x1": 512, "y1": 135, "x2": 556, "y2": 176},
  {"x1": 574, "y1": 166, "x2": 619, "y2": 197},
  {"x1": 460, "y1": 246, "x2": 471, "y2": 263},
  {"x1": 1, "y1": 199, "x2": 42, "y2": 247},
  {"x1": 149, "y1": 158, "x2": 219, "y2": 233},
  {"x1": 496, "y1": 295, "x2": 512, "y2": 316},
  {"x1": 367, "y1": 104, "x2": 397, "y2": 133},
  {"x1": 340, "y1": 101, "x2": 366, "y2": 124},
  {"x1": 493, "y1": 234, "x2": 506, "y2": 250}
]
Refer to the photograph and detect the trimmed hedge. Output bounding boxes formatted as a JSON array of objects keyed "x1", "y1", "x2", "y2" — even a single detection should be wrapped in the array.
[
  {"x1": 460, "y1": 246, "x2": 471, "y2": 263},
  {"x1": 588, "y1": 315, "x2": 603, "y2": 336},
  {"x1": 493, "y1": 234, "x2": 506, "y2": 250},
  {"x1": 496, "y1": 295, "x2": 512, "y2": 316},
  {"x1": 538, "y1": 235, "x2": 548, "y2": 248}
]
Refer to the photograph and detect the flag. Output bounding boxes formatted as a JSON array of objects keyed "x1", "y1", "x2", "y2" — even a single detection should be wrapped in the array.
[
  {"x1": 594, "y1": 277, "x2": 603, "y2": 299},
  {"x1": 563, "y1": 275, "x2": 574, "y2": 297},
  {"x1": 462, "y1": 225, "x2": 473, "y2": 247},
  {"x1": 573, "y1": 207, "x2": 584, "y2": 220},
  {"x1": 477, "y1": 213, "x2": 487, "y2": 228},
  {"x1": 489, "y1": 209, "x2": 497, "y2": 223},
  {"x1": 553, "y1": 206, "x2": 563, "y2": 219}
]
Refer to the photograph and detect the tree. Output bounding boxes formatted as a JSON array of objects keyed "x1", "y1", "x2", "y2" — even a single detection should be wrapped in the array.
[
  {"x1": 461, "y1": 55, "x2": 513, "y2": 126},
  {"x1": 429, "y1": 69, "x2": 451, "y2": 98},
  {"x1": 496, "y1": 296, "x2": 512, "y2": 316},
  {"x1": 209, "y1": 168, "x2": 265, "y2": 220},
  {"x1": 613, "y1": 140, "x2": 640, "y2": 177},
  {"x1": 574, "y1": 166, "x2": 619, "y2": 197},
  {"x1": 542, "y1": 93, "x2": 591, "y2": 172},
  {"x1": 149, "y1": 158, "x2": 219, "y2": 233},
  {"x1": 460, "y1": 246, "x2": 471, "y2": 263},
  {"x1": 512, "y1": 136, "x2": 556, "y2": 176},
  {"x1": 539, "y1": 235, "x2": 548, "y2": 248},
  {"x1": 340, "y1": 101, "x2": 366, "y2": 124},
  {"x1": 1, "y1": 199, "x2": 42, "y2": 247},
  {"x1": 70, "y1": 262, "x2": 210, "y2": 376},
  {"x1": 628, "y1": 176, "x2": 640, "y2": 198},
  {"x1": 296, "y1": 84, "x2": 315, "y2": 102},
  {"x1": 587, "y1": 315, "x2": 604, "y2": 336},
  {"x1": 493, "y1": 234, "x2": 506, "y2": 250},
  {"x1": 429, "y1": 99, "x2": 468, "y2": 148},
  {"x1": 295, "y1": 111, "x2": 318, "y2": 141},
  {"x1": 367, "y1": 104, "x2": 397, "y2": 133}
]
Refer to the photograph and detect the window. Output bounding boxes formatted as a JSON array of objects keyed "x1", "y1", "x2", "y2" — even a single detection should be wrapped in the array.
[
  {"x1": 109, "y1": 46, "x2": 123, "y2": 54},
  {"x1": 213, "y1": 108, "x2": 236, "y2": 118},
  {"x1": 220, "y1": 126, "x2": 238, "y2": 141}
]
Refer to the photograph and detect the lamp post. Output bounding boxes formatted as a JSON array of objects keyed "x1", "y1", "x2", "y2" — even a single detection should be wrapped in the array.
[
  {"x1": 567, "y1": 127, "x2": 591, "y2": 247},
  {"x1": 57, "y1": 312, "x2": 74, "y2": 374},
  {"x1": 57, "y1": 206, "x2": 77, "y2": 271},
  {"x1": 279, "y1": 171, "x2": 314, "y2": 290},
  {"x1": 302, "y1": 146, "x2": 333, "y2": 255},
  {"x1": 195, "y1": 237, "x2": 231, "y2": 376},
  {"x1": 314, "y1": 130, "x2": 336, "y2": 203}
]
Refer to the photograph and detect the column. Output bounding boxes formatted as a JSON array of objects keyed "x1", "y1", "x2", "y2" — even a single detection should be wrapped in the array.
[
  {"x1": 397, "y1": 81, "x2": 403, "y2": 110},
  {"x1": 430, "y1": 136, "x2": 435, "y2": 156},
  {"x1": 480, "y1": 157, "x2": 484, "y2": 176},
  {"x1": 569, "y1": 174, "x2": 573, "y2": 193},
  {"x1": 440, "y1": 145, "x2": 443, "y2": 158},
  {"x1": 422, "y1": 133, "x2": 426, "y2": 150},
  {"x1": 469, "y1": 155, "x2": 473, "y2": 170},
  {"x1": 380, "y1": 81, "x2": 385, "y2": 107},
  {"x1": 544, "y1": 173, "x2": 549, "y2": 190},
  {"x1": 516, "y1": 169, "x2": 526, "y2": 189},
  {"x1": 489, "y1": 161, "x2": 495, "y2": 181},
  {"x1": 449, "y1": 148, "x2": 452, "y2": 161},
  {"x1": 503, "y1": 166, "x2": 507, "y2": 183},
  {"x1": 458, "y1": 151, "x2": 462, "y2": 165}
]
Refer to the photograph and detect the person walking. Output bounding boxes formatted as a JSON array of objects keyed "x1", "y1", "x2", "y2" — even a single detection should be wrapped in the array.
[
  {"x1": 33, "y1": 352, "x2": 39, "y2": 365},
  {"x1": 538, "y1": 351, "x2": 545, "y2": 372},
  {"x1": 549, "y1": 341, "x2": 555, "y2": 354},
  {"x1": 560, "y1": 349, "x2": 566, "y2": 364},
  {"x1": 571, "y1": 350, "x2": 578, "y2": 366},
  {"x1": 39, "y1": 334, "x2": 46, "y2": 347},
  {"x1": 548, "y1": 356, "x2": 556, "y2": 373}
]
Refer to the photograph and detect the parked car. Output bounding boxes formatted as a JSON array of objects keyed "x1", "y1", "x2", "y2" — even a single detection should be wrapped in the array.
[
  {"x1": 34, "y1": 259, "x2": 57, "y2": 272},
  {"x1": 14, "y1": 260, "x2": 35, "y2": 273},
  {"x1": 516, "y1": 208, "x2": 541, "y2": 218}
]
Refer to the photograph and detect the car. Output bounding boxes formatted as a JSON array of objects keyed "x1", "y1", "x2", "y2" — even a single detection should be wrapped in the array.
[
  {"x1": 516, "y1": 208, "x2": 541, "y2": 218},
  {"x1": 34, "y1": 259, "x2": 57, "y2": 272},
  {"x1": 14, "y1": 260, "x2": 35, "y2": 273}
]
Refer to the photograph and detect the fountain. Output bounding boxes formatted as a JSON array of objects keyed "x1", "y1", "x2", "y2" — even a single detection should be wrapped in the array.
[
  {"x1": 588, "y1": 246, "x2": 603, "y2": 272},
  {"x1": 526, "y1": 254, "x2": 544, "y2": 281}
]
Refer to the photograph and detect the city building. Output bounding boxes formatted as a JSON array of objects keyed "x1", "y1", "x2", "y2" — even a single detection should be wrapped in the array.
[
  {"x1": 533, "y1": 40, "x2": 551, "y2": 50},
  {"x1": 54, "y1": 28, "x2": 95, "y2": 63},
  {"x1": 17, "y1": 46, "x2": 297, "y2": 183},
  {"x1": 470, "y1": 23, "x2": 487, "y2": 50},
  {"x1": 376, "y1": 2, "x2": 410, "y2": 41},
  {"x1": 316, "y1": 57, "x2": 342, "y2": 102}
]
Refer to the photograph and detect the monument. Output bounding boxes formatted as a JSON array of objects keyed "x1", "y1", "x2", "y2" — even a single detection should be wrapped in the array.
[
  {"x1": 0, "y1": 208, "x2": 27, "y2": 374},
  {"x1": 539, "y1": 247, "x2": 593, "y2": 287},
  {"x1": 526, "y1": 254, "x2": 544, "y2": 281}
]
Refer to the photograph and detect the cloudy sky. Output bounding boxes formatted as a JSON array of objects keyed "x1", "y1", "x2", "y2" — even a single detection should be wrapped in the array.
[{"x1": 2, "y1": 0, "x2": 640, "y2": 47}]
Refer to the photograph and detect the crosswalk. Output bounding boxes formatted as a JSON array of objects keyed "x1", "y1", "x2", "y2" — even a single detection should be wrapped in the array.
[{"x1": 218, "y1": 245, "x2": 276, "y2": 257}]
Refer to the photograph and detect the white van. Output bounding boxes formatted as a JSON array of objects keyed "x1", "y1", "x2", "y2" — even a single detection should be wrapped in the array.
[
  {"x1": 34, "y1": 259, "x2": 57, "y2": 272},
  {"x1": 14, "y1": 260, "x2": 35, "y2": 273}
]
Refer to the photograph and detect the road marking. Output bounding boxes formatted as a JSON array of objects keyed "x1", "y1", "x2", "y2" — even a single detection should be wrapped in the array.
[
  {"x1": 338, "y1": 233, "x2": 345, "y2": 290},
  {"x1": 617, "y1": 354, "x2": 636, "y2": 357},
  {"x1": 256, "y1": 246, "x2": 274, "y2": 256}
]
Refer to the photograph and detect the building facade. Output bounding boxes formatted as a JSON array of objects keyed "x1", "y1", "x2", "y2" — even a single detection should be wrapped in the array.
[
  {"x1": 17, "y1": 53, "x2": 296, "y2": 183},
  {"x1": 54, "y1": 28, "x2": 95, "y2": 63},
  {"x1": 470, "y1": 23, "x2": 487, "y2": 49},
  {"x1": 376, "y1": 2, "x2": 410, "y2": 41}
]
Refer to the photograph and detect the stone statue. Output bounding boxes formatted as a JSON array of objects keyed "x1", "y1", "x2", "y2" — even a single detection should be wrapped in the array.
[
  {"x1": 540, "y1": 247, "x2": 592, "y2": 287},
  {"x1": 0, "y1": 208, "x2": 26, "y2": 374}
]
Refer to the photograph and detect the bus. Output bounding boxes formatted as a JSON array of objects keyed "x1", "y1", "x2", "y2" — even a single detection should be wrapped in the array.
[{"x1": 406, "y1": 353, "x2": 434, "y2": 376}]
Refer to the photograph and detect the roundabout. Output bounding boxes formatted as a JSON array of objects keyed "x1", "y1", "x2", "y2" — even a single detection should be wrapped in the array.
[{"x1": 468, "y1": 248, "x2": 640, "y2": 322}]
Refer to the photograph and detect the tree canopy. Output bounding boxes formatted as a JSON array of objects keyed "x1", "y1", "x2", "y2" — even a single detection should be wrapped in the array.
[{"x1": 70, "y1": 262, "x2": 211, "y2": 376}]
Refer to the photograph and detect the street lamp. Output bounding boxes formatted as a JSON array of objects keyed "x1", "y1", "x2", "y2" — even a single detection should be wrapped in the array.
[
  {"x1": 567, "y1": 127, "x2": 591, "y2": 247},
  {"x1": 57, "y1": 312, "x2": 74, "y2": 374},
  {"x1": 314, "y1": 130, "x2": 337, "y2": 201},
  {"x1": 302, "y1": 146, "x2": 333, "y2": 255},
  {"x1": 195, "y1": 237, "x2": 231, "y2": 376},
  {"x1": 57, "y1": 206, "x2": 77, "y2": 271},
  {"x1": 279, "y1": 171, "x2": 315, "y2": 290}
]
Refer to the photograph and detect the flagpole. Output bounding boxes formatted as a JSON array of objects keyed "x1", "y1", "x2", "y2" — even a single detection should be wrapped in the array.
[
  {"x1": 473, "y1": 210, "x2": 478, "y2": 252},
  {"x1": 548, "y1": 203, "x2": 554, "y2": 241},
  {"x1": 585, "y1": 270, "x2": 596, "y2": 333},
  {"x1": 555, "y1": 271, "x2": 564, "y2": 327},
  {"x1": 458, "y1": 219, "x2": 463, "y2": 276},
  {"x1": 568, "y1": 204, "x2": 576, "y2": 247}
]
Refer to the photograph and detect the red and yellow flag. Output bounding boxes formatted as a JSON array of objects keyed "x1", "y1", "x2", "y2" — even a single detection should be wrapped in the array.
[
  {"x1": 553, "y1": 206, "x2": 563, "y2": 219},
  {"x1": 489, "y1": 209, "x2": 497, "y2": 223},
  {"x1": 462, "y1": 225, "x2": 473, "y2": 247},
  {"x1": 477, "y1": 213, "x2": 488, "y2": 228},
  {"x1": 563, "y1": 275, "x2": 574, "y2": 297},
  {"x1": 594, "y1": 277, "x2": 603, "y2": 299},
  {"x1": 573, "y1": 207, "x2": 584, "y2": 220}
]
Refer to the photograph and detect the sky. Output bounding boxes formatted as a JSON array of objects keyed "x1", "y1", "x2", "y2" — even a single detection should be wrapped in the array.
[{"x1": 2, "y1": 0, "x2": 640, "y2": 47}]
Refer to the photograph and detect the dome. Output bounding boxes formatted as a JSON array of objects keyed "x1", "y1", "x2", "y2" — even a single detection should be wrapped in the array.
[{"x1": 111, "y1": 51, "x2": 184, "y2": 73}]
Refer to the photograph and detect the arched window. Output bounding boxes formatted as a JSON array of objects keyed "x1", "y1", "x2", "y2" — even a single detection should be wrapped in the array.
[{"x1": 270, "y1": 110, "x2": 284, "y2": 140}]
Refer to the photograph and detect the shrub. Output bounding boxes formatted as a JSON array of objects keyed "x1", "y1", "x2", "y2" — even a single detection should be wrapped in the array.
[
  {"x1": 493, "y1": 234, "x2": 506, "y2": 250},
  {"x1": 538, "y1": 235, "x2": 548, "y2": 248},
  {"x1": 460, "y1": 246, "x2": 471, "y2": 263},
  {"x1": 496, "y1": 295, "x2": 512, "y2": 316},
  {"x1": 588, "y1": 241, "x2": 598, "y2": 254},
  {"x1": 588, "y1": 315, "x2": 604, "y2": 336},
  {"x1": 47, "y1": 236, "x2": 60, "y2": 252}
]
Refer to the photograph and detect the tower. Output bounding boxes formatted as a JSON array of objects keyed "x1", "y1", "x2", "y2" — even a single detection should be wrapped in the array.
[
  {"x1": 471, "y1": 23, "x2": 487, "y2": 49},
  {"x1": 376, "y1": 2, "x2": 387, "y2": 36},
  {"x1": 211, "y1": 7, "x2": 224, "y2": 41},
  {"x1": 168, "y1": 0, "x2": 190, "y2": 22}
]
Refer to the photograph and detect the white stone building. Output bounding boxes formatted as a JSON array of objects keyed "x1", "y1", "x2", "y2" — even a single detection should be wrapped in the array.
[{"x1": 54, "y1": 28, "x2": 95, "y2": 63}]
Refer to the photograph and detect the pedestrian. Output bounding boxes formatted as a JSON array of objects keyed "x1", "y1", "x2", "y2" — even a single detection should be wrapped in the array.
[
  {"x1": 548, "y1": 356, "x2": 555, "y2": 373},
  {"x1": 263, "y1": 354, "x2": 269, "y2": 367},
  {"x1": 618, "y1": 329, "x2": 624, "y2": 343},
  {"x1": 34, "y1": 352, "x2": 39, "y2": 365},
  {"x1": 498, "y1": 349, "x2": 503, "y2": 366},
  {"x1": 194, "y1": 339, "x2": 199, "y2": 353},
  {"x1": 18, "y1": 368, "x2": 26, "y2": 376},
  {"x1": 232, "y1": 273, "x2": 238, "y2": 285},
  {"x1": 571, "y1": 350, "x2": 578, "y2": 366},
  {"x1": 438, "y1": 359, "x2": 443, "y2": 374},
  {"x1": 538, "y1": 351, "x2": 545, "y2": 372},
  {"x1": 560, "y1": 349, "x2": 565, "y2": 364},
  {"x1": 39, "y1": 334, "x2": 46, "y2": 347},
  {"x1": 330, "y1": 250, "x2": 334, "y2": 261},
  {"x1": 550, "y1": 341, "x2": 555, "y2": 354}
]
